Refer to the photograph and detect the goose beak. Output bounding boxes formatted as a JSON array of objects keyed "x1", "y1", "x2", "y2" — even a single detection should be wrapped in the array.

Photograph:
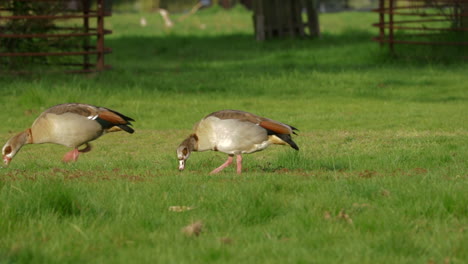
[
  {"x1": 3, "y1": 155, "x2": 11, "y2": 166},
  {"x1": 178, "y1": 160, "x2": 185, "y2": 171}
]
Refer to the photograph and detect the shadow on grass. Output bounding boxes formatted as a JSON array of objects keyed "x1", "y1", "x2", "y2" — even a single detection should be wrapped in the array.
[
  {"x1": 100, "y1": 30, "x2": 468, "y2": 102},
  {"x1": 1, "y1": 30, "x2": 466, "y2": 104},
  {"x1": 107, "y1": 31, "x2": 376, "y2": 73},
  {"x1": 107, "y1": 30, "x2": 466, "y2": 74}
]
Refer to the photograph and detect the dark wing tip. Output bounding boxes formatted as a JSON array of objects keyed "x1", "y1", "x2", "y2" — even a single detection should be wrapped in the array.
[
  {"x1": 289, "y1": 126, "x2": 299, "y2": 149},
  {"x1": 290, "y1": 125, "x2": 299, "y2": 133},
  {"x1": 290, "y1": 141, "x2": 299, "y2": 151},
  {"x1": 118, "y1": 124, "x2": 135, "y2": 134},
  {"x1": 110, "y1": 110, "x2": 135, "y2": 123},
  {"x1": 274, "y1": 134, "x2": 299, "y2": 151}
]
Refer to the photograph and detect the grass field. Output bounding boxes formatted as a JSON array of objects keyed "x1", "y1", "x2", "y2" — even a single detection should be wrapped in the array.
[{"x1": 0, "y1": 6, "x2": 467, "y2": 264}]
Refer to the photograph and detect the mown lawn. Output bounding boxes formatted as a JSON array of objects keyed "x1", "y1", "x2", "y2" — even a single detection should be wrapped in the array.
[{"x1": 0, "y1": 6, "x2": 467, "y2": 264}]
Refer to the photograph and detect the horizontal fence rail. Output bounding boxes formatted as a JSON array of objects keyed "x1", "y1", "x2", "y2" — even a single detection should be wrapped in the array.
[
  {"x1": 372, "y1": 0, "x2": 468, "y2": 58},
  {"x1": 0, "y1": 0, "x2": 112, "y2": 74}
]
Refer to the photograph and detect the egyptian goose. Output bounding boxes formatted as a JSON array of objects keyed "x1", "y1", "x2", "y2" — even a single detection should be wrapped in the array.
[
  {"x1": 2, "y1": 103, "x2": 134, "y2": 165},
  {"x1": 176, "y1": 110, "x2": 299, "y2": 174}
]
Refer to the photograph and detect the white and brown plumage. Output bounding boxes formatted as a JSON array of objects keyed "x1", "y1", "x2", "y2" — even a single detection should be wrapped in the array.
[
  {"x1": 2, "y1": 103, "x2": 134, "y2": 165},
  {"x1": 176, "y1": 110, "x2": 299, "y2": 174}
]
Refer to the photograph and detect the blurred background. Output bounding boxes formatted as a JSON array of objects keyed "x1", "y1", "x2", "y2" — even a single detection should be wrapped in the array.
[{"x1": 113, "y1": 0, "x2": 378, "y2": 13}]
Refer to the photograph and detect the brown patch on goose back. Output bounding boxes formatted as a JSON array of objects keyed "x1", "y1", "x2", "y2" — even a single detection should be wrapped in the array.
[
  {"x1": 45, "y1": 103, "x2": 95, "y2": 117},
  {"x1": 27, "y1": 128, "x2": 33, "y2": 144},
  {"x1": 3, "y1": 146, "x2": 12, "y2": 155},
  {"x1": 207, "y1": 110, "x2": 261, "y2": 123},
  {"x1": 207, "y1": 110, "x2": 294, "y2": 135}
]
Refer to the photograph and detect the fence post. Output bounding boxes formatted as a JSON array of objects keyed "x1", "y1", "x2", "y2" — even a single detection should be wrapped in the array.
[
  {"x1": 83, "y1": 0, "x2": 90, "y2": 70},
  {"x1": 97, "y1": 0, "x2": 105, "y2": 70}
]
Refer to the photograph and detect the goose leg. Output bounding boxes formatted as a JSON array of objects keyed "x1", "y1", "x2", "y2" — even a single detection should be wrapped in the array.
[
  {"x1": 210, "y1": 155, "x2": 233, "y2": 174},
  {"x1": 63, "y1": 144, "x2": 92, "y2": 162},
  {"x1": 236, "y1": 155, "x2": 243, "y2": 174},
  {"x1": 78, "y1": 143, "x2": 92, "y2": 153},
  {"x1": 62, "y1": 148, "x2": 80, "y2": 162}
]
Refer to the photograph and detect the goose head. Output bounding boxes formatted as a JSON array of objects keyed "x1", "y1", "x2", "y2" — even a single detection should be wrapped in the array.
[
  {"x1": 2, "y1": 130, "x2": 30, "y2": 166},
  {"x1": 176, "y1": 134, "x2": 197, "y2": 171}
]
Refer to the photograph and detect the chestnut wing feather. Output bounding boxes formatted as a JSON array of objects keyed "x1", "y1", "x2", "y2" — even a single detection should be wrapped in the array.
[
  {"x1": 259, "y1": 121, "x2": 291, "y2": 135},
  {"x1": 96, "y1": 108, "x2": 134, "y2": 134},
  {"x1": 208, "y1": 110, "x2": 294, "y2": 134},
  {"x1": 98, "y1": 110, "x2": 127, "y2": 124}
]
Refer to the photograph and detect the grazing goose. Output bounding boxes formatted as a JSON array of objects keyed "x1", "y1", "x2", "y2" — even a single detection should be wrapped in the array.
[
  {"x1": 177, "y1": 110, "x2": 299, "y2": 174},
  {"x1": 2, "y1": 103, "x2": 134, "y2": 165}
]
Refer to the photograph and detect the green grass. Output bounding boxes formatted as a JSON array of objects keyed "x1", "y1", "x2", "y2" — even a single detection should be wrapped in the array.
[{"x1": 0, "y1": 6, "x2": 467, "y2": 264}]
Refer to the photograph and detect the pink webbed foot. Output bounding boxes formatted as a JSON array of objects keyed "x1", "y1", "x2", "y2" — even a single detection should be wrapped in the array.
[
  {"x1": 62, "y1": 148, "x2": 80, "y2": 162},
  {"x1": 62, "y1": 144, "x2": 92, "y2": 163}
]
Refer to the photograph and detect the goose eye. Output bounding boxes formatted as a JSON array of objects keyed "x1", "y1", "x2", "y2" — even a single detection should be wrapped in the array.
[{"x1": 3, "y1": 146, "x2": 12, "y2": 155}]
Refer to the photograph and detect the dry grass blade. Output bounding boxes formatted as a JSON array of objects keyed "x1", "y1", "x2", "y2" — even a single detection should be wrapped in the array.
[
  {"x1": 169, "y1": 206, "x2": 195, "y2": 212},
  {"x1": 337, "y1": 209, "x2": 353, "y2": 224},
  {"x1": 181, "y1": 221, "x2": 203, "y2": 237}
]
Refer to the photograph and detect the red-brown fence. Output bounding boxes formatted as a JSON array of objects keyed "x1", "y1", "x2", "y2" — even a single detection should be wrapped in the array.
[
  {"x1": 373, "y1": 0, "x2": 468, "y2": 58},
  {"x1": 0, "y1": 0, "x2": 112, "y2": 73}
]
